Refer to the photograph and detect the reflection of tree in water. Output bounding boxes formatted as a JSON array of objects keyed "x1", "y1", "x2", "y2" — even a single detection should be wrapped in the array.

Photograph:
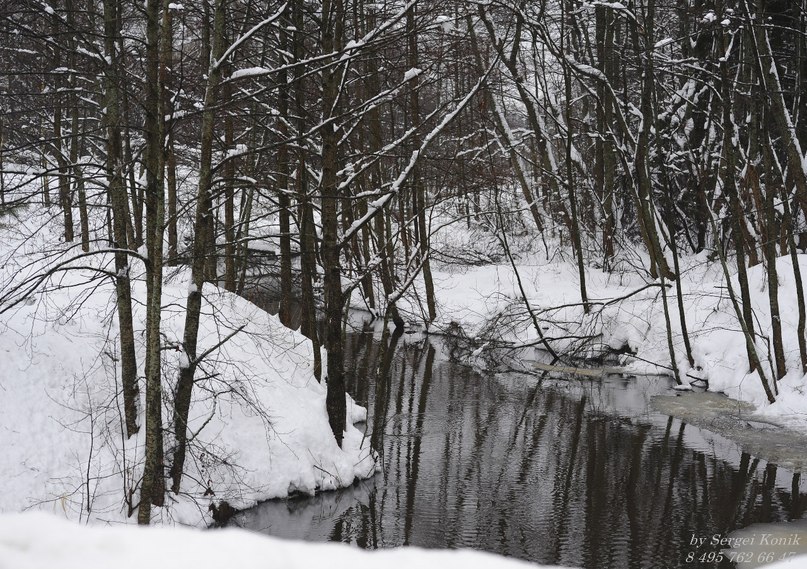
[{"x1": 244, "y1": 331, "x2": 807, "y2": 569}]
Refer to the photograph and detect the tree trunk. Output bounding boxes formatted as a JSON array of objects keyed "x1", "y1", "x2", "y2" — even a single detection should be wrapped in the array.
[
  {"x1": 52, "y1": 11, "x2": 73, "y2": 244},
  {"x1": 745, "y1": 0, "x2": 807, "y2": 221},
  {"x1": 171, "y1": 0, "x2": 225, "y2": 494},
  {"x1": 407, "y1": 2, "x2": 436, "y2": 324},
  {"x1": 320, "y1": 0, "x2": 347, "y2": 445},
  {"x1": 595, "y1": 5, "x2": 616, "y2": 264},
  {"x1": 66, "y1": 0, "x2": 89, "y2": 252},
  {"x1": 631, "y1": 0, "x2": 673, "y2": 281},
  {"x1": 139, "y1": 0, "x2": 167, "y2": 524},
  {"x1": 277, "y1": 20, "x2": 293, "y2": 321},
  {"x1": 164, "y1": 6, "x2": 178, "y2": 266},
  {"x1": 292, "y1": 0, "x2": 322, "y2": 377},
  {"x1": 103, "y1": 0, "x2": 139, "y2": 440},
  {"x1": 561, "y1": 0, "x2": 590, "y2": 312},
  {"x1": 782, "y1": 184, "x2": 807, "y2": 374}
]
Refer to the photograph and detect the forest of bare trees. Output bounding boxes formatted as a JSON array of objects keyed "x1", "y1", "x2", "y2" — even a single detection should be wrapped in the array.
[{"x1": 2, "y1": 0, "x2": 807, "y2": 523}]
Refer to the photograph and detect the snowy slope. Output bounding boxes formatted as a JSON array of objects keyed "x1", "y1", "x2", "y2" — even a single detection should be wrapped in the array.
[{"x1": 0, "y1": 208, "x2": 376, "y2": 525}]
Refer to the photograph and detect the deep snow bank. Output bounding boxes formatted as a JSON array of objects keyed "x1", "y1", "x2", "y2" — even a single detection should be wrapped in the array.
[
  {"x1": 0, "y1": 210, "x2": 375, "y2": 525},
  {"x1": 0, "y1": 513, "x2": 564, "y2": 569}
]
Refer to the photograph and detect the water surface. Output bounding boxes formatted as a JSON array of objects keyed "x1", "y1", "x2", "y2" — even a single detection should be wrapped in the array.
[{"x1": 233, "y1": 307, "x2": 806, "y2": 568}]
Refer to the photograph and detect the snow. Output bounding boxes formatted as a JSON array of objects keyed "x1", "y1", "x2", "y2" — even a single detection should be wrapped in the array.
[
  {"x1": 565, "y1": 56, "x2": 607, "y2": 82},
  {"x1": 404, "y1": 67, "x2": 422, "y2": 81},
  {"x1": 225, "y1": 143, "x2": 248, "y2": 159},
  {"x1": 230, "y1": 67, "x2": 271, "y2": 80},
  {"x1": 344, "y1": 39, "x2": 364, "y2": 50},
  {"x1": 177, "y1": 347, "x2": 190, "y2": 369},
  {"x1": 375, "y1": 224, "x2": 807, "y2": 432},
  {"x1": 435, "y1": 15, "x2": 453, "y2": 32},
  {"x1": 591, "y1": 1, "x2": 627, "y2": 10},
  {"x1": 654, "y1": 38, "x2": 673, "y2": 49},
  {"x1": 0, "y1": 208, "x2": 376, "y2": 526},
  {"x1": 0, "y1": 512, "x2": 562, "y2": 569}
]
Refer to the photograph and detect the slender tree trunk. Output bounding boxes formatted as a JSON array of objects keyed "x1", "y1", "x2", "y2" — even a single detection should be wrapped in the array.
[
  {"x1": 595, "y1": 5, "x2": 616, "y2": 263},
  {"x1": 121, "y1": 61, "x2": 140, "y2": 248},
  {"x1": 660, "y1": 275, "x2": 681, "y2": 384},
  {"x1": 171, "y1": 0, "x2": 225, "y2": 493},
  {"x1": 223, "y1": 89, "x2": 236, "y2": 292},
  {"x1": 236, "y1": 186, "x2": 254, "y2": 295},
  {"x1": 166, "y1": 138, "x2": 178, "y2": 264},
  {"x1": 782, "y1": 185, "x2": 807, "y2": 373},
  {"x1": 139, "y1": 0, "x2": 167, "y2": 524},
  {"x1": 365, "y1": 5, "x2": 402, "y2": 328},
  {"x1": 759, "y1": 123, "x2": 787, "y2": 384},
  {"x1": 277, "y1": 20, "x2": 293, "y2": 321},
  {"x1": 561, "y1": 0, "x2": 589, "y2": 313},
  {"x1": 66, "y1": 0, "x2": 89, "y2": 251},
  {"x1": 41, "y1": 122, "x2": 51, "y2": 207},
  {"x1": 745, "y1": 0, "x2": 807, "y2": 220},
  {"x1": 764, "y1": 176, "x2": 786, "y2": 384},
  {"x1": 667, "y1": 216, "x2": 694, "y2": 367},
  {"x1": 707, "y1": 206, "x2": 775, "y2": 403},
  {"x1": 320, "y1": 0, "x2": 347, "y2": 445},
  {"x1": 52, "y1": 14, "x2": 73, "y2": 243},
  {"x1": 292, "y1": 0, "x2": 322, "y2": 378},
  {"x1": 715, "y1": 17, "x2": 760, "y2": 378},
  {"x1": 164, "y1": 6, "x2": 178, "y2": 266},
  {"x1": 407, "y1": 2, "x2": 436, "y2": 324},
  {"x1": 631, "y1": 0, "x2": 673, "y2": 281},
  {"x1": 103, "y1": 0, "x2": 139, "y2": 440}
]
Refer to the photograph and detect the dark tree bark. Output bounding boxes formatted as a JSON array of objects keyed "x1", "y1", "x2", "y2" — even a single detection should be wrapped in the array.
[
  {"x1": 139, "y1": 0, "x2": 167, "y2": 524},
  {"x1": 561, "y1": 0, "x2": 590, "y2": 312},
  {"x1": 277, "y1": 17, "x2": 294, "y2": 322},
  {"x1": 171, "y1": 0, "x2": 226, "y2": 494},
  {"x1": 163, "y1": 6, "x2": 178, "y2": 266},
  {"x1": 320, "y1": 0, "x2": 347, "y2": 445},
  {"x1": 52, "y1": 10, "x2": 73, "y2": 244},
  {"x1": 407, "y1": 1, "x2": 436, "y2": 324},
  {"x1": 103, "y1": 0, "x2": 139, "y2": 440},
  {"x1": 292, "y1": 0, "x2": 322, "y2": 378}
]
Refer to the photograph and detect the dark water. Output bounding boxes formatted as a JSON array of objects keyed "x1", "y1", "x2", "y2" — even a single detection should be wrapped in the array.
[{"x1": 233, "y1": 291, "x2": 807, "y2": 568}]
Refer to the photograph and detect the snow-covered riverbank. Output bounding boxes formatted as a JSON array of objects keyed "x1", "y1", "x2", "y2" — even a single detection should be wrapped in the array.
[
  {"x1": 393, "y1": 226, "x2": 807, "y2": 431},
  {"x1": 0, "y1": 210, "x2": 375, "y2": 526}
]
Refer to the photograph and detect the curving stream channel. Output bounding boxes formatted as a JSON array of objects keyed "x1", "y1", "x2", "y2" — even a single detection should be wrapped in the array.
[{"x1": 232, "y1": 294, "x2": 807, "y2": 568}]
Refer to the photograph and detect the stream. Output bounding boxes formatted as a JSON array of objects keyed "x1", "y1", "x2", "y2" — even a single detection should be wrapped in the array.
[{"x1": 234, "y1": 289, "x2": 807, "y2": 568}]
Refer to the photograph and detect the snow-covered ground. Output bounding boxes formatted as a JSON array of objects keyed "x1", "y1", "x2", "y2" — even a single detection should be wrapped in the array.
[
  {"x1": 392, "y1": 224, "x2": 807, "y2": 431},
  {"x1": 0, "y1": 206, "x2": 375, "y2": 526},
  {"x1": 3, "y1": 179, "x2": 807, "y2": 566},
  {"x1": 0, "y1": 512, "x2": 565, "y2": 569}
]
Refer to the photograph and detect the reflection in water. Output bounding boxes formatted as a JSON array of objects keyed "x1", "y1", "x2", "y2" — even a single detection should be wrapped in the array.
[{"x1": 234, "y1": 322, "x2": 807, "y2": 569}]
